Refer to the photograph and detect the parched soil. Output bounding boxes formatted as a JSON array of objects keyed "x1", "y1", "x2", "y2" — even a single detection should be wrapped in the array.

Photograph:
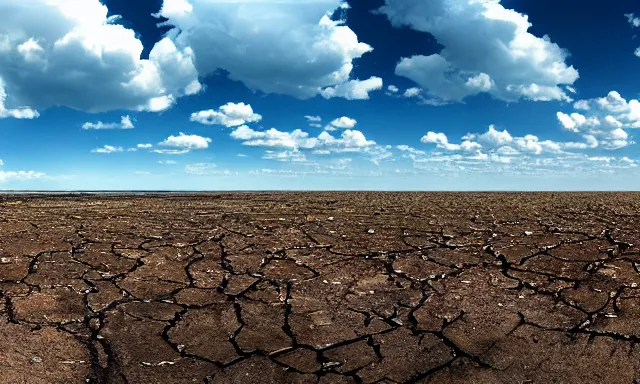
[{"x1": 1, "y1": 192, "x2": 640, "y2": 383}]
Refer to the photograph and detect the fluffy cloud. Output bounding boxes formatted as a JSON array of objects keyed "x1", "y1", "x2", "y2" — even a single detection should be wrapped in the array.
[
  {"x1": 626, "y1": 13, "x2": 640, "y2": 27},
  {"x1": 317, "y1": 130, "x2": 376, "y2": 150},
  {"x1": 556, "y1": 112, "x2": 600, "y2": 133},
  {"x1": 376, "y1": 0, "x2": 578, "y2": 103},
  {"x1": 137, "y1": 143, "x2": 153, "y2": 149},
  {"x1": 190, "y1": 102, "x2": 262, "y2": 127},
  {"x1": 421, "y1": 132, "x2": 480, "y2": 152},
  {"x1": 400, "y1": 86, "x2": 450, "y2": 105},
  {"x1": 594, "y1": 91, "x2": 629, "y2": 113},
  {"x1": 91, "y1": 145, "x2": 123, "y2": 154},
  {"x1": 0, "y1": 0, "x2": 201, "y2": 114},
  {"x1": 421, "y1": 124, "x2": 604, "y2": 158},
  {"x1": 231, "y1": 125, "x2": 318, "y2": 149},
  {"x1": 320, "y1": 77, "x2": 383, "y2": 100},
  {"x1": 403, "y1": 87, "x2": 421, "y2": 98},
  {"x1": 154, "y1": 132, "x2": 211, "y2": 154},
  {"x1": 387, "y1": 85, "x2": 399, "y2": 93},
  {"x1": 556, "y1": 90, "x2": 640, "y2": 149},
  {"x1": 477, "y1": 125, "x2": 513, "y2": 146},
  {"x1": 158, "y1": 0, "x2": 378, "y2": 100},
  {"x1": 82, "y1": 115, "x2": 134, "y2": 130},
  {"x1": 230, "y1": 124, "x2": 377, "y2": 156},
  {"x1": 574, "y1": 100, "x2": 590, "y2": 110},
  {"x1": 326, "y1": 116, "x2": 357, "y2": 131}
]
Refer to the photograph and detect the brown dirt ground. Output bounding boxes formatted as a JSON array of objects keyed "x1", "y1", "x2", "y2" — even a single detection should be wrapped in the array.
[{"x1": 0, "y1": 192, "x2": 640, "y2": 383}]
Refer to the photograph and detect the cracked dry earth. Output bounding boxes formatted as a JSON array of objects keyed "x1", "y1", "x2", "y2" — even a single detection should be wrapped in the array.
[{"x1": 2, "y1": 193, "x2": 640, "y2": 384}]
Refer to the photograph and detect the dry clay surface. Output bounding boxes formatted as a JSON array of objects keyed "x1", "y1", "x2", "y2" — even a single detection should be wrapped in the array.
[{"x1": 1, "y1": 192, "x2": 640, "y2": 383}]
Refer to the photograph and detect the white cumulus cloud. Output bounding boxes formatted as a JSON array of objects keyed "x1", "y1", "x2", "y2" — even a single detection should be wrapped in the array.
[
  {"x1": 326, "y1": 116, "x2": 357, "y2": 131},
  {"x1": 421, "y1": 132, "x2": 480, "y2": 152},
  {"x1": 626, "y1": 13, "x2": 640, "y2": 27},
  {"x1": 230, "y1": 124, "x2": 378, "y2": 156},
  {"x1": 376, "y1": 0, "x2": 579, "y2": 103},
  {"x1": 158, "y1": 0, "x2": 377, "y2": 100},
  {"x1": 230, "y1": 125, "x2": 318, "y2": 149},
  {"x1": 155, "y1": 132, "x2": 211, "y2": 154},
  {"x1": 556, "y1": 90, "x2": 640, "y2": 149},
  {"x1": 82, "y1": 115, "x2": 135, "y2": 130},
  {"x1": 0, "y1": 0, "x2": 201, "y2": 114},
  {"x1": 190, "y1": 102, "x2": 262, "y2": 127},
  {"x1": 320, "y1": 77, "x2": 383, "y2": 100}
]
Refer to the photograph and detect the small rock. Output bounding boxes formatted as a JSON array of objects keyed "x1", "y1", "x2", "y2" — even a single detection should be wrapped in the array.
[
  {"x1": 390, "y1": 318, "x2": 403, "y2": 326},
  {"x1": 598, "y1": 268, "x2": 618, "y2": 279},
  {"x1": 0, "y1": 257, "x2": 11, "y2": 264},
  {"x1": 367, "y1": 229, "x2": 375, "y2": 234},
  {"x1": 524, "y1": 231, "x2": 533, "y2": 236},
  {"x1": 30, "y1": 356, "x2": 42, "y2": 364},
  {"x1": 327, "y1": 217, "x2": 335, "y2": 221}
]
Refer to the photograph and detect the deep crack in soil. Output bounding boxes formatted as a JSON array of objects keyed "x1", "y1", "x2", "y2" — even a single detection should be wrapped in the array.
[{"x1": 1, "y1": 192, "x2": 640, "y2": 383}]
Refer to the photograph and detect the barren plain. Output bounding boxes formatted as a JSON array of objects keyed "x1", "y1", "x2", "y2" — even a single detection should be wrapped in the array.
[{"x1": 1, "y1": 192, "x2": 640, "y2": 383}]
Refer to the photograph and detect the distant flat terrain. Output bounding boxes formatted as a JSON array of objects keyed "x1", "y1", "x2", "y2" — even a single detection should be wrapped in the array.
[{"x1": 0, "y1": 192, "x2": 639, "y2": 383}]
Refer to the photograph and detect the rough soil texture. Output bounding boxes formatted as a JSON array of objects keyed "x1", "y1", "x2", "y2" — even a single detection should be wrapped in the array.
[{"x1": 1, "y1": 192, "x2": 640, "y2": 383}]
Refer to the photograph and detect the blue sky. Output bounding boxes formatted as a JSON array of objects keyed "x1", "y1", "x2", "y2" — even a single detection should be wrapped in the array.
[{"x1": 1, "y1": 0, "x2": 640, "y2": 190}]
